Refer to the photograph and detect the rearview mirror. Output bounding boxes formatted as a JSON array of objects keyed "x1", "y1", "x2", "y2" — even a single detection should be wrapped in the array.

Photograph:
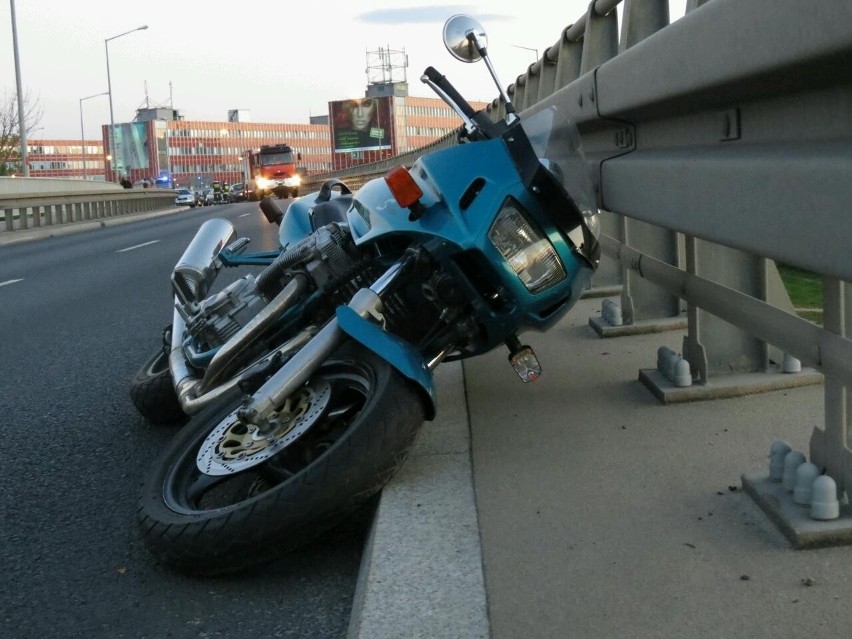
[{"x1": 442, "y1": 15, "x2": 486, "y2": 63}]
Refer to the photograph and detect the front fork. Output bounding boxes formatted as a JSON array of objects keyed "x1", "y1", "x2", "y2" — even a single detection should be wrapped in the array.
[{"x1": 236, "y1": 255, "x2": 436, "y2": 433}]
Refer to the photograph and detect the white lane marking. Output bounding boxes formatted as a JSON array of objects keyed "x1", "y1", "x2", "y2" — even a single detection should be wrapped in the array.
[
  {"x1": 0, "y1": 278, "x2": 24, "y2": 287},
  {"x1": 116, "y1": 240, "x2": 160, "y2": 253},
  {"x1": 239, "y1": 213, "x2": 251, "y2": 218}
]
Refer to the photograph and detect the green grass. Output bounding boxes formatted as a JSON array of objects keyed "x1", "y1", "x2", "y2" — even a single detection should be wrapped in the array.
[{"x1": 777, "y1": 263, "x2": 823, "y2": 323}]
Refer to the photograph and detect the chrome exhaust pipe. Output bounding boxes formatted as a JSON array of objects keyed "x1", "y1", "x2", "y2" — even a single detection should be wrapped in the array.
[
  {"x1": 169, "y1": 305, "x2": 199, "y2": 407},
  {"x1": 172, "y1": 218, "x2": 237, "y2": 304},
  {"x1": 170, "y1": 299, "x2": 317, "y2": 415}
]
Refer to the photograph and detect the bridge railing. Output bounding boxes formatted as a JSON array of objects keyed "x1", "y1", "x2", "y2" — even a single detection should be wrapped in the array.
[
  {"x1": 1, "y1": 188, "x2": 177, "y2": 232},
  {"x1": 306, "y1": 0, "x2": 852, "y2": 503}
]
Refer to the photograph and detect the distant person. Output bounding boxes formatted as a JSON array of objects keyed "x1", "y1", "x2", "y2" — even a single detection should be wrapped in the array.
[
  {"x1": 120, "y1": 176, "x2": 132, "y2": 189},
  {"x1": 142, "y1": 179, "x2": 150, "y2": 188}
]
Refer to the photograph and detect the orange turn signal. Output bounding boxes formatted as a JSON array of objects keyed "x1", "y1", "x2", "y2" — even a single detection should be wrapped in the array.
[{"x1": 385, "y1": 166, "x2": 424, "y2": 209}]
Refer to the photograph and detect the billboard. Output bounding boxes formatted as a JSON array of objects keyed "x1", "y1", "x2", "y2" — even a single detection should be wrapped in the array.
[
  {"x1": 112, "y1": 122, "x2": 150, "y2": 171},
  {"x1": 330, "y1": 96, "x2": 392, "y2": 153}
]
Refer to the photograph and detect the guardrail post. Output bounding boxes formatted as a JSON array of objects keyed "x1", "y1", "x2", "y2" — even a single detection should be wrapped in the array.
[
  {"x1": 523, "y1": 63, "x2": 540, "y2": 111},
  {"x1": 685, "y1": 0, "x2": 713, "y2": 12},
  {"x1": 537, "y1": 46, "x2": 558, "y2": 102},
  {"x1": 554, "y1": 27, "x2": 583, "y2": 90},
  {"x1": 614, "y1": 0, "x2": 682, "y2": 327},
  {"x1": 619, "y1": 0, "x2": 669, "y2": 51},
  {"x1": 581, "y1": 1, "x2": 623, "y2": 292},
  {"x1": 512, "y1": 76, "x2": 528, "y2": 113},
  {"x1": 681, "y1": 237, "x2": 770, "y2": 384},
  {"x1": 810, "y1": 278, "x2": 852, "y2": 498}
]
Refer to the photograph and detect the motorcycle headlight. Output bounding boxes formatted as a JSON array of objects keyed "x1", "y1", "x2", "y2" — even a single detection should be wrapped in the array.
[{"x1": 489, "y1": 200, "x2": 566, "y2": 294}]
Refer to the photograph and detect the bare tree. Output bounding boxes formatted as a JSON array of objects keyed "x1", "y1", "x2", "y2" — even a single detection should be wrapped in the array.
[{"x1": 0, "y1": 89, "x2": 43, "y2": 176}]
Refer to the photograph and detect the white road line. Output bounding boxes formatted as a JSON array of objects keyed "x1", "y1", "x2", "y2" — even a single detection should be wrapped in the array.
[
  {"x1": 239, "y1": 213, "x2": 251, "y2": 217},
  {"x1": 0, "y1": 278, "x2": 24, "y2": 287},
  {"x1": 116, "y1": 240, "x2": 160, "y2": 253}
]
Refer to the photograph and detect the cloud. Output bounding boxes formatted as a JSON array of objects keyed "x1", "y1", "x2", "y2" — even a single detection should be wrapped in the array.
[{"x1": 356, "y1": 6, "x2": 510, "y2": 25}]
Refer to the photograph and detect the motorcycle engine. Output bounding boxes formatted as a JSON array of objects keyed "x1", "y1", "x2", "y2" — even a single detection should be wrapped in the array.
[
  {"x1": 182, "y1": 276, "x2": 266, "y2": 350},
  {"x1": 180, "y1": 223, "x2": 364, "y2": 352}
]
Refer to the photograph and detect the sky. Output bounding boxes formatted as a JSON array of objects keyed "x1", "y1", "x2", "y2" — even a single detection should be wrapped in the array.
[{"x1": 2, "y1": 0, "x2": 686, "y2": 140}]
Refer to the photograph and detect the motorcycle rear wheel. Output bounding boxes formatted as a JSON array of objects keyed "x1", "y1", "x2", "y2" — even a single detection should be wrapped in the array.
[{"x1": 136, "y1": 341, "x2": 426, "y2": 575}]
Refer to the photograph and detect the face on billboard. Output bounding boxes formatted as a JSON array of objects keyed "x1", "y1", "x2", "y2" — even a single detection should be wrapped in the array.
[
  {"x1": 351, "y1": 99, "x2": 376, "y2": 131},
  {"x1": 331, "y1": 97, "x2": 392, "y2": 152}
]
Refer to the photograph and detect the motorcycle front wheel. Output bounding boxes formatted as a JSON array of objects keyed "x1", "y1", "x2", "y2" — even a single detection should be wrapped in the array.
[{"x1": 137, "y1": 341, "x2": 426, "y2": 575}]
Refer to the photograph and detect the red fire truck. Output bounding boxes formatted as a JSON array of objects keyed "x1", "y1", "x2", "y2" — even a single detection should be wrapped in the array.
[{"x1": 245, "y1": 144, "x2": 302, "y2": 200}]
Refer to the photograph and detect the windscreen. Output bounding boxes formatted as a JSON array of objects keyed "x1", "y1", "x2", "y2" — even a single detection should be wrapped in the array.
[
  {"x1": 260, "y1": 152, "x2": 295, "y2": 165},
  {"x1": 518, "y1": 102, "x2": 597, "y2": 217}
]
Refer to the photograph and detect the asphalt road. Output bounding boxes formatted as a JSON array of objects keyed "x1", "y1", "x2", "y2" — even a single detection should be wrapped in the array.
[{"x1": 0, "y1": 201, "x2": 370, "y2": 639}]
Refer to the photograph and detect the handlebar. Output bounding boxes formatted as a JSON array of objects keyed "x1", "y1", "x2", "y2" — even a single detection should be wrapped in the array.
[
  {"x1": 421, "y1": 66, "x2": 503, "y2": 140},
  {"x1": 423, "y1": 67, "x2": 478, "y2": 119}
]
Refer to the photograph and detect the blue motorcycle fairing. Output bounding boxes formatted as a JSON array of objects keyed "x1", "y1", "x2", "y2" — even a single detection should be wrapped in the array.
[
  {"x1": 346, "y1": 137, "x2": 519, "y2": 246},
  {"x1": 279, "y1": 188, "x2": 351, "y2": 248},
  {"x1": 335, "y1": 305, "x2": 436, "y2": 420},
  {"x1": 345, "y1": 138, "x2": 595, "y2": 340}
]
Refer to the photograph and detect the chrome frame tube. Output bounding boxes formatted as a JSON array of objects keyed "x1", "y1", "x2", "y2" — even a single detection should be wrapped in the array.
[
  {"x1": 170, "y1": 310, "x2": 316, "y2": 415},
  {"x1": 242, "y1": 258, "x2": 409, "y2": 424},
  {"x1": 199, "y1": 273, "x2": 309, "y2": 392}
]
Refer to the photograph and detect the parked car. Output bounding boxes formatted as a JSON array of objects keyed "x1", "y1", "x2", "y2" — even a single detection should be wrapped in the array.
[
  {"x1": 196, "y1": 188, "x2": 215, "y2": 206},
  {"x1": 175, "y1": 188, "x2": 196, "y2": 207},
  {"x1": 228, "y1": 182, "x2": 246, "y2": 203}
]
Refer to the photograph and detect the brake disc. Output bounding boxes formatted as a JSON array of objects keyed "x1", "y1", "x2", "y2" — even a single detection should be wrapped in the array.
[{"x1": 196, "y1": 378, "x2": 332, "y2": 476}]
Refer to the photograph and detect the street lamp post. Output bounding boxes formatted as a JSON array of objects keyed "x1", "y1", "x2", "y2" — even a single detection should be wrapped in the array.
[
  {"x1": 79, "y1": 92, "x2": 109, "y2": 180},
  {"x1": 105, "y1": 25, "x2": 148, "y2": 181},
  {"x1": 512, "y1": 44, "x2": 539, "y2": 62},
  {"x1": 10, "y1": 0, "x2": 29, "y2": 176}
]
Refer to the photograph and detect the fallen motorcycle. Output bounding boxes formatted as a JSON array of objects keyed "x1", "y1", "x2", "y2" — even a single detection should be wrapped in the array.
[{"x1": 131, "y1": 14, "x2": 601, "y2": 575}]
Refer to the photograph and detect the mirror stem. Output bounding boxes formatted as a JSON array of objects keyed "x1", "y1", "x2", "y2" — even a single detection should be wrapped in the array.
[{"x1": 467, "y1": 32, "x2": 516, "y2": 118}]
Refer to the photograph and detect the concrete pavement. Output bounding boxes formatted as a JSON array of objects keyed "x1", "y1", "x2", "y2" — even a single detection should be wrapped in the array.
[{"x1": 351, "y1": 296, "x2": 852, "y2": 639}]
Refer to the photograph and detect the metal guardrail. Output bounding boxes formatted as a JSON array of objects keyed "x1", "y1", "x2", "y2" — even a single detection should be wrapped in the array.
[
  {"x1": 306, "y1": 0, "x2": 852, "y2": 500},
  {"x1": 0, "y1": 189, "x2": 178, "y2": 232}
]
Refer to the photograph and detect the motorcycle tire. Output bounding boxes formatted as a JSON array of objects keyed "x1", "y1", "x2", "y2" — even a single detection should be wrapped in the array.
[
  {"x1": 130, "y1": 346, "x2": 187, "y2": 425},
  {"x1": 137, "y1": 341, "x2": 426, "y2": 575}
]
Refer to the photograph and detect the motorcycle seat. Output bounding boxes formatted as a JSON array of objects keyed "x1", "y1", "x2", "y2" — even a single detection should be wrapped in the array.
[{"x1": 311, "y1": 195, "x2": 353, "y2": 230}]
